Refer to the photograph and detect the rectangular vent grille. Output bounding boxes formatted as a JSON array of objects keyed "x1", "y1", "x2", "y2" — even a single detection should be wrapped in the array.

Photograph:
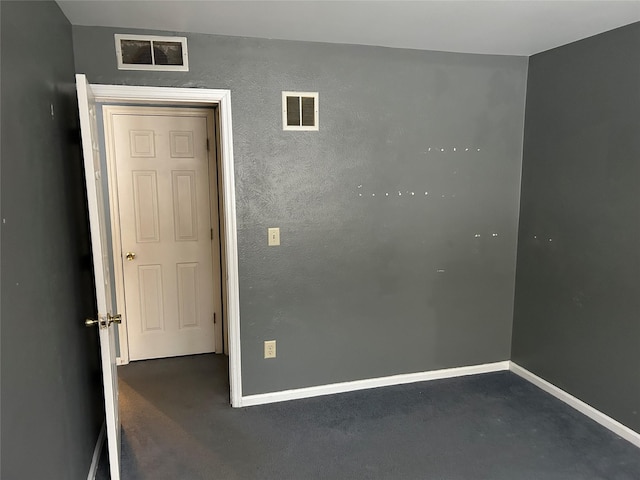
[
  {"x1": 282, "y1": 92, "x2": 319, "y2": 131},
  {"x1": 115, "y1": 34, "x2": 189, "y2": 71}
]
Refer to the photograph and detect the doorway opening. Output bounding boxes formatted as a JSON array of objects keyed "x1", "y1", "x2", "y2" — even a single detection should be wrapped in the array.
[
  {"x1": 102, "y1": 105, "x2": 227, "y2": 361},
  {"x1": 90, "y1": 83, "x2": 242, "y2": 407}
]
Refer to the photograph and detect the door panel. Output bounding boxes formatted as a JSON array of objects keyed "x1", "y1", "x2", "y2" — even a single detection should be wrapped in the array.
[
  {"x1": 172, "y1": 171, "x2": 198, "y2": 241},
  {"x1": 138, "y1": 264, "x2": 165, "y2": 332},
  {"x1": 177, "y1": 263, "x2": 200, "y2": 328},
  {"x1": 76, "y1": 74, "x2": 121, "y2": 480},
  {"x1": 108, "y1": 107, "x2": 218, "y2": 361},
  {"x1": 132, "y1": 171, "x2": 160, "y2": 242}
]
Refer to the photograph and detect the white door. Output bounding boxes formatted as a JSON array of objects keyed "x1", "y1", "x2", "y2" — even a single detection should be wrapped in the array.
[
  {"x1": 76, "y1": 75, "x2": 121, "y2": 479},
  {"x1": 105, "y1": 107, "x2": 220, "y2": 361}
]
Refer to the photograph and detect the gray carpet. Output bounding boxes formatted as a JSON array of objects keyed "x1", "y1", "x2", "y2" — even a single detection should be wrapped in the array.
[{"x1": 97, "y1": 354, "x2": 640, "y2": 479}]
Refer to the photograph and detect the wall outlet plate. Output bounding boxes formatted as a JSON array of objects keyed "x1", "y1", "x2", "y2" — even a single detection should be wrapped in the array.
[{"x1": 264, "y1": 340, "x2": 276, "y2": 359}]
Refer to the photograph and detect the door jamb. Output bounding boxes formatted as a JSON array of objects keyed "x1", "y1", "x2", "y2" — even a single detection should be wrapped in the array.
[{"x1": 89, "y1": 82, "x2": 243, "y2": 407}]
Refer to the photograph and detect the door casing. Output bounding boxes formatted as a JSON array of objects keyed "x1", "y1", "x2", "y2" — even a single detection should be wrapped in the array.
[{"x1": 89, "y1": 83, "x2": 242, "y2": 407}]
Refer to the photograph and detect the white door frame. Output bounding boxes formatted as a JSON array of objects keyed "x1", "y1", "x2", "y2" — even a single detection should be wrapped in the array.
[{"x1": 89, "y1": 82, "x2": 242, "y2": 407}]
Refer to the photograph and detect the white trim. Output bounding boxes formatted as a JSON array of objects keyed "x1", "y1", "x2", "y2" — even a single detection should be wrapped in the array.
[
  {"x1": 510, "y1": 362, "x2": 640, "y2": 448},
  {"x1": 86, "y1": 82, "x2": 242, "y2": 408},
  {"x1": 91, "y1": 85, "x2": 231, "y2": 104},
  {"x1": 241, "y1": 361, "x2": 510, "y2": 407},
  {"x1": 218, "y1": 96, "x2": 243, "y2": 407},
  {"x1": 86, "y1": 422, "x2": 106, "y2": 480}
]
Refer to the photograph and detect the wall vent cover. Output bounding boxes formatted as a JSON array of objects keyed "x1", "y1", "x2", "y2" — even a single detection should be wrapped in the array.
[
  {"x1": 115, "y1": 34, "x2": 189, "y2": 71},
  {"x1": 282, "y1": 92, "x2": 319, "y2": 131}
]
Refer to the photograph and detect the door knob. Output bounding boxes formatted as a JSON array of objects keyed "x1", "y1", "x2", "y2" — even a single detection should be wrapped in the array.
[
  {"x1": 85, "y1": 313, "x2": 122, "y2": 328},
  {"x1": 125, "y1": 252, "x2": 136, "y2": 261}
]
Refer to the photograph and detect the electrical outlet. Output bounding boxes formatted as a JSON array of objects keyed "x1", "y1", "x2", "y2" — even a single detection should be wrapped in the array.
[{"x1": 264, "y1": 340, "x2": 276, "y2": 359}]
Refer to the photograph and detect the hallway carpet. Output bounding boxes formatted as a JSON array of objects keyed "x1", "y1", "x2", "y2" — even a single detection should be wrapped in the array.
[{"x1": 97, "y1": 354, "x2": 640, "y2": 479}]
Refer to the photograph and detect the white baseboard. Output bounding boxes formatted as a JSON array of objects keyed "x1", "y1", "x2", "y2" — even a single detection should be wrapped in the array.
[
  {"x1": 509, "y1": 362, "x2": 640, "y2": 448},
  {"x1": 241, "y1": 360, "x2": 510, "y2": 407},
  {"x1": 240, "y1": 361, "x2": 640, "y2": 449},
  {"x1": 87, "y1": 422, "x2": 106, "y2": 480}
]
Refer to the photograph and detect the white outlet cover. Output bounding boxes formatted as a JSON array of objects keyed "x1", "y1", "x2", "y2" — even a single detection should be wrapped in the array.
[
  {"x1": 268, "y1": 227, "x2": 280, "y2": 246},
  {"x1": 264, "y1": 340, "x2": 276, "y2": 358}
]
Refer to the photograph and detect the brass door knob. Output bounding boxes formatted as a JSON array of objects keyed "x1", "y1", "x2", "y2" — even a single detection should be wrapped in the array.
[
  {"x1": 125, "y1": 252, "x2": 136, "y2": 261},
  {"x1": 85, "y1": 313, "x2": 122, "y2": 328}
]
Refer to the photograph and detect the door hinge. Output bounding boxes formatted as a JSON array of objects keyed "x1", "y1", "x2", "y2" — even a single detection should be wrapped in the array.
[
  {"x1": 206, "y1": 138, "x2": 210, "y2": 151},
  {"x1": 211, "y1": 228, "x2": 214, "y2": 240},
  {"x1": 213, "y1": 312, "x2": 217, "y2": 324}
]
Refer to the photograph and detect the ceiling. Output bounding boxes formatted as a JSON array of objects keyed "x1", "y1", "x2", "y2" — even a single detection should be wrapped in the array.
[{"x1": 57, "y1": 1, "x2": 640, "y2": 56}]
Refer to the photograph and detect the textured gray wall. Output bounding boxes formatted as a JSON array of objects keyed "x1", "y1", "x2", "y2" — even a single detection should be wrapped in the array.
[
  {"x1": 512, "y1": 23, "x2": 640, "y2": 432},
  {"x1": 1, "y1": 1, "x2": 103, "y2": 477},
  {"x1": 72, "y1": 26, "x2": 528, "y2": 395}
]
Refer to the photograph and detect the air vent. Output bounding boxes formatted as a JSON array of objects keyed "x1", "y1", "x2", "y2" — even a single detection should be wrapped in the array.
[
  {"x1": 282, "y1": 92, "x2": 319, "y2": 131},
  {"x1": 115, "y1": 34, "x2": 189, "y2": 71}
]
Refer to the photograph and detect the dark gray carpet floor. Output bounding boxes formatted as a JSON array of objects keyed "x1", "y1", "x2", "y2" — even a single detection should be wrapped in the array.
[{"x1": 97, "y1": 354, "x2": 640, "y2": 480}]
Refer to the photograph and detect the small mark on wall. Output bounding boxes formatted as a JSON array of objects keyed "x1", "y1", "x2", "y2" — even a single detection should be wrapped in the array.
[
  {"x1": 356, "y1": 185, "x2": 462, "y2": 200},
  {"x1": 420, "y1": 146, "x2": 483, "y2": 155}
]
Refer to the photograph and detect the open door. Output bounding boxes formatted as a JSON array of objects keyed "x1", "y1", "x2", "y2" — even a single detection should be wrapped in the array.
[{"x1": 76, "y1": 74, "x2": 121, "y2": 480}]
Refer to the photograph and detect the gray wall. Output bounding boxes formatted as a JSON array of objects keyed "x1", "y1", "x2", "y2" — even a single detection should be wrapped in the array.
[
  {"x1": 1, "y1": 1, "x2": 103, "y2": 477},
  {"x1": 72, "y1": 26, "x2": 528, "y2": 395},
  {"x1": 512, "y1": 23, "x2": 640, "y2": 432}
]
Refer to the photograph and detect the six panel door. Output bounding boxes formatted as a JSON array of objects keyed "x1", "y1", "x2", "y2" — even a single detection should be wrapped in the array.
[{"x1": 112, "y1": 109, "x2": 217, "y2": 361}]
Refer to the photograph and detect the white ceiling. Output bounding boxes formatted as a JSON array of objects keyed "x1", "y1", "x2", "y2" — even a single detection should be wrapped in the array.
[{"x1": 57, "y1": 0, "x2": 640, "y2": 56}]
